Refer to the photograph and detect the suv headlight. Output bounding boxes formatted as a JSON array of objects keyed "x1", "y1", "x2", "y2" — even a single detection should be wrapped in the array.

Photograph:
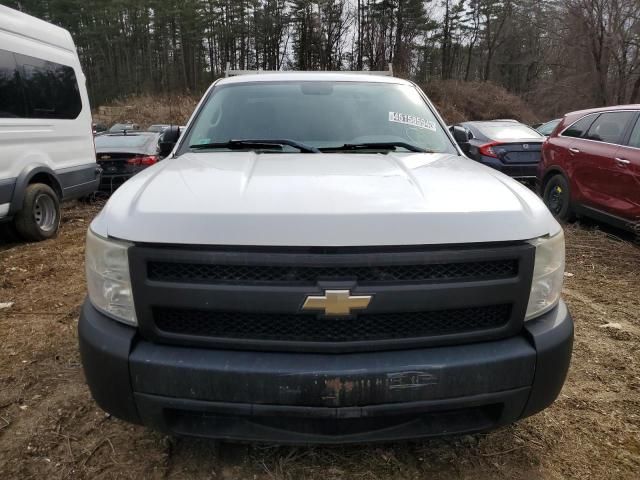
[
  {"x1": 85, "y1": 229, "x2": 137, "y2": 326},
  {"x1": 525, "y1": 231, "x2": 565, "y2": 321}
]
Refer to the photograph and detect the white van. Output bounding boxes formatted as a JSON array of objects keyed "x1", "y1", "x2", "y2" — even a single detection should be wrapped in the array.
[{"x1": 0, "y1": 6, "x2": 99, "y2": 241}]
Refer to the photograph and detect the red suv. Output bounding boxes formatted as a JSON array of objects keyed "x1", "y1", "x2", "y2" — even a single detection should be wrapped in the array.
[{"x1": 539, "y1": 105, "x2": 640, "y2": 231}]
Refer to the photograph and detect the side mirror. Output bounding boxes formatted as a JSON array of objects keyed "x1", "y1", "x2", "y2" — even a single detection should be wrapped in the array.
[
  {"x1": 451, "y1": 125, "x2": 470, "y2": 146},
  {"x1": 159, "y1": 125, "x2": 181, "y2": 157}
]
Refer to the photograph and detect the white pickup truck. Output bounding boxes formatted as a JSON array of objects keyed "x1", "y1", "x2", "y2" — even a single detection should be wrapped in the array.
[{"x1": 79, "y1": 72, "x2": 573, "y2": 444}]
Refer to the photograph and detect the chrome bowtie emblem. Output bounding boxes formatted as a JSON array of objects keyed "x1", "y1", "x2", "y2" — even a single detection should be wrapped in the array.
[{"x1": 302, "y1": 289, "x2": 372, "y2": 316}]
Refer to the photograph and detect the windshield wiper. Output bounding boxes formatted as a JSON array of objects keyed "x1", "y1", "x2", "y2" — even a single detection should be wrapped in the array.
[
  {"x1": 189, "y1": 139, "x2": 320, "y2": 153},
  {"x1": 319, "y1": 142, "x2": 429, "y2": 153}
]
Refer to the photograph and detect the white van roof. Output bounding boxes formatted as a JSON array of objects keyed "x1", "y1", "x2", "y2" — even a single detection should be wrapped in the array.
[{"x1": 0, "y1": 5, "x2": 75, "y2": 52}]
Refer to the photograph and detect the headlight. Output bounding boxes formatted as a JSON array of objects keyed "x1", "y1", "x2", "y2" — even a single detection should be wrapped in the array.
[
  {"x1": 85, "y1": 229, "x2": 137, "y2": 326},
  {"x1": 525, "y1": 230, "x2": 565, "y2": 321}
]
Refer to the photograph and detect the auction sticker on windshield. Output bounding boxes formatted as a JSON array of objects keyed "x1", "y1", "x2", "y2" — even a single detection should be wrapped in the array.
[{"x1": 389, "y1": 112, "x2": 436, "y2": 131}]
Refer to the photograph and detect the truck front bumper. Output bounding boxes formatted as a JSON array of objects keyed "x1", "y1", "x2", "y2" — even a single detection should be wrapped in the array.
[{"x1": 78, "y1": 299, "x2": 573, "y2": 444}]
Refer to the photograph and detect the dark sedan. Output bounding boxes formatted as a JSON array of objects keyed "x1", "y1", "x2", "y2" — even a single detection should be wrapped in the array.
[
  {"x1": 450, "y1": 120, "x2": 545, "y2": 179},
  {"x1": 95, "y1": 132, "x2": 162, "y2": 193}
]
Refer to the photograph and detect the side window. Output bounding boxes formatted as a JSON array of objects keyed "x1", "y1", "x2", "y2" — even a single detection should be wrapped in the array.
[
  {"x1": 14, "y1": 53, "x2": 82, "y2": 120},
  {"x1": 562, "y1": 114, "x2": 597, "y2": 138},
  {"x1": 22, "y1": 63, "x2": 56, "y2": 115},
  {"x1": 0, "y1": 49, "x2": 27, "y2": 118},
  {"x1": 627, "y1": 117, "x2": 640, "y2": 148},
  {"x1": 584, "y1": 111, "x2": 635, "y2": 145}
]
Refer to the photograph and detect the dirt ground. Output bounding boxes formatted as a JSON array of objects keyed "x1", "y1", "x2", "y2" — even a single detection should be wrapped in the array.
[{"x1": 0, "y1": 203, "x2": 638, "y2": 480}]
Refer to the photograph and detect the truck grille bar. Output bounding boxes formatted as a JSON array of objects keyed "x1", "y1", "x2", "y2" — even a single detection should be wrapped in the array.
[
  {"x1": 154, "y1": 305, "x2": 511, "y2": 342},
  {"x1": 148, "y1": 259, "x2": 518, "y2": 285}
]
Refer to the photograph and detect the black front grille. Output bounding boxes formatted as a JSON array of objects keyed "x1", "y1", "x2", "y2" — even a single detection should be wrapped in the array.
[
  {"x1": 153, "y1": 305, "x2": 511, "y2": 342},
  {"x1": 148, "y1": 259, "x2": 518, "y2": 285},
  {"x1": 129, "y1": 243, "x2": 534, "y2": 352}
]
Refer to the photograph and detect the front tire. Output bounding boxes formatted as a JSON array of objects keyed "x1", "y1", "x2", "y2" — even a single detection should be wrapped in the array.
[
  {"x1": 543, "y1": 174, "x2": 575, "y2": 222},
  {"x1": 14, "y1": 183, "x2": 61, "y2": 241}
]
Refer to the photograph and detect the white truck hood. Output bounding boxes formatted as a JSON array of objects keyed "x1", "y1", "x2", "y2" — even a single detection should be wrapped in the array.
[{"x1": 92, "y1": 152, "x2": 560, "y2": 246}]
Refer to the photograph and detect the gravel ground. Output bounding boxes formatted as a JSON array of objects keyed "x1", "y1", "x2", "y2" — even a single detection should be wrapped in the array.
[{"x1": 0, "y1": 203, "x2": 638, "y2": 479}]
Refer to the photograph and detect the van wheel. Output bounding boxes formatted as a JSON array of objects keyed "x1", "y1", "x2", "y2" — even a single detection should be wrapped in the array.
[
  {"x1": 543, "y1": 174, "x2": 575, "y2": 222},
  {"x1": 14, "y1": 184, "x2": 61, "y2": 241}
]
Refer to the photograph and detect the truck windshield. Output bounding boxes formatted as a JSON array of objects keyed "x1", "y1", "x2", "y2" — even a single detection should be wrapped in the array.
[{"x1": 182, "y1": 81, "x2": 457, "y2": 154}]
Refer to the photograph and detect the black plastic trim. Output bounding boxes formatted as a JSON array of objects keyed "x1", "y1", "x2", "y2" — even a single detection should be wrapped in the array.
[
  {"x1": 57, "y1": 163, "x2": 101, "y2": 199},
  {"x1": 134, "y1": 388, "x2": 530, "y2": 444},
  {"x1": 0, "y1": 177, "x2": 15, "y2": 204},
  {"x1": 78, "y1": 300, "x2": 141, "y2": 424},
  {"x1": 8, "y1": 163, "x2": 99, "y2": 214},
  {"x1": 128, "y1": 243, "x2": 535, "y2": 353},
  {"x1": 522, "y1": 301, "x2": 574, "y2": 417},
  {"x1": 9, "y1": 165, "x2": 62, "y2": 214},
  {"x1": 129, "y1": 239, "x2": 531, "y2": 253},
  {"x1": 574, "y1": 203, "x2": 639, "y2": 232}
]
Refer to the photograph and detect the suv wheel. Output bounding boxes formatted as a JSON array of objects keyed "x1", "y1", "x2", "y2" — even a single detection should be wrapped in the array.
[
  {"x1": 543, "y1": 174, "x2": 574, "y2": 222},
  {"x1": 14, "y1": 183, "x2": 61, "y2": 241}
]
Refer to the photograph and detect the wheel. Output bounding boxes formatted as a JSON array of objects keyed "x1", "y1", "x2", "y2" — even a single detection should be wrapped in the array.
[
  {"x1": 543, "y1": 174, "x2": 575, "y2": 222},
  {"x1": 14, "y1": 183, "x2": 61, "y2": 241}
]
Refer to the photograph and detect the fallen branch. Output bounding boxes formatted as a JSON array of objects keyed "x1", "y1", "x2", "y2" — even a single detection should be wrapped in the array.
[
  {"x1": 0, "y1": 415, "x2": 10, "y2": 430},
  {"x1": 480, "y1": 445, "x2": 524, "y2": 456}
]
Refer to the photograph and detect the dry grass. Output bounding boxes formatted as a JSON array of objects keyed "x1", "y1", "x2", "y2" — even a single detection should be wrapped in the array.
[
  {"x1": 92, "y1": 94, "x2": 199, "y2": 129},
  {"x1": 423, "y1": 80, "x2": 540, "y2": 125}
]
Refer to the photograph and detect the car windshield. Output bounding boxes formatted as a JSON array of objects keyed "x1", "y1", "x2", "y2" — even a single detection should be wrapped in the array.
[
  {"x1": 536, "y1": 119, "x2": 560, "y2": 136},
  {"x1": 476, "y1": 123, "x2": 543, "y2": 140},
  {"x1": 109, "y1": 123, "x2": 136, "y2": 132},
  {"x1": 148, "y1": 125, "x2": 168, "y2": 132},
  {"x1": 95, "y1": 134, "x2": 153, "y2": 149},
  {"x1": 182, "y1": 81, "x2": 456, "y2": 154}
]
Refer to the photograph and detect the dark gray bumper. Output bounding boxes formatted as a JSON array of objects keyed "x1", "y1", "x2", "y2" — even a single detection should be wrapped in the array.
[{"x1": 78, "y1": 299, "x2": 573, "y2": 444}]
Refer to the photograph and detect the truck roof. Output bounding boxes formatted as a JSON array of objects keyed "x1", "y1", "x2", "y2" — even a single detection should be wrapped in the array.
[
  {"x1": 0, "y1": 5, "x2": 76, "y2": 52},
  {"x1": 217, "y1": 72, "x2": 413, "y2": 86}
]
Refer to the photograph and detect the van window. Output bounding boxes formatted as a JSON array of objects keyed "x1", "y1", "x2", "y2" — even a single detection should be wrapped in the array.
[
  {"x1": 0, "y1": 49, "x2": 82, "y2": 119},
  {"x1": 0, "y1": 49, "x2": 26, "y2": 118},
  {"x1": 584, "y1": 111, "x2": 635, "y2": 144},
  {"x1": 14, "y1": 52, "x2": 82, "y2": 119},
  {"x1": 21, "y1": 63, "x2": 56, "y2": 115}
]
